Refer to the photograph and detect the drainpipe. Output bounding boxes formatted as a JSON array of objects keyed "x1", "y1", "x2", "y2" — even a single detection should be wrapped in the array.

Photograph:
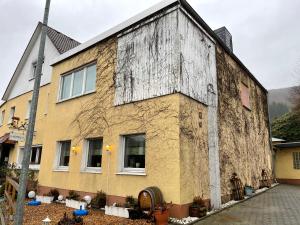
[{"x1": 207, "y1": 83, "x2": 221, "y2": 209}]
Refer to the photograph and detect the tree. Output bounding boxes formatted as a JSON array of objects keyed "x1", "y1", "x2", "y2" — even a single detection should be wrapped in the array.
[
  {"x1": 268, "y1": 102, "x2": 289, "y2": 122},
  {"x1": 272, "y1": 112, "x2": 300, "y2": 141}
]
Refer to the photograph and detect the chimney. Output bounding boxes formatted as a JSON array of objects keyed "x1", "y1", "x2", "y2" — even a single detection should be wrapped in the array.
[{"x1": 214, "y1": 26, "x2": 233, "y2": 52}]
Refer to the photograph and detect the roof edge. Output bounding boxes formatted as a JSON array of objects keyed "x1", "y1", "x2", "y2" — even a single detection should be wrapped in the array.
[{"x1": 50, "y1": 0, "x2": 267, "y2": 93}]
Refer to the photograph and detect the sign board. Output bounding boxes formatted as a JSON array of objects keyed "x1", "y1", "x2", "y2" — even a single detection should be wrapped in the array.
[{"x1": 9, "y1": 132, "x2": 25, "y2": 142}]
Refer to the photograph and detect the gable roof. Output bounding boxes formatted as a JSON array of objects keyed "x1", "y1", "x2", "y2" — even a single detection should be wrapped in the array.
[
  {"x1": 2, "y1": 22, "x2": 80, "y2": 101},
  {"x1": 50, "y1": 0, "x2": 267, "y2": 93},
  {"x1": 46, "y1": 24, "x2": 80, "y2": 54}
]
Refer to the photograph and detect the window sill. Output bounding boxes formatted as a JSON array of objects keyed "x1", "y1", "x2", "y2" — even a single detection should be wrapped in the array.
[
  {"x1": 115, "y1": 172, "x2": 146, "y2": 176},
  {"x1": 29, "y1": 165, "x2": 40, "y2": 170},
  {"x1": 53, "y1": 168, "x2": 69, "y2": 172},
  {"x1": 57, "y1": 90, "x2": 96, "y2": 104},
  {"x1": 81, "y1": 168, "x2": 102, "y2": 174}
]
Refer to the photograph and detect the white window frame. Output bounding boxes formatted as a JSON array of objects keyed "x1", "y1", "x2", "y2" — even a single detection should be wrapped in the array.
[
  {"x1": 58, "y1": 62, "x2": 96, "y2": 102},
  {"x1": 0, "y1": 110, "x2": 4, "y2": 126},
  {"x1": 81, "y1": 138, "x2": 103, "y2": 173},
  {"x1": 17, "y1": 145, "x2": 42, "y2": 170},
  {"x1": 119, "y1": 134, "x2": 146, "y2": 174},
  {"x1": 25, "y1": 100, "x2": 32, "y2": 119},
  {"x1": 54, "y1": 141, "x2": 71, "y2": 171},
  {"x1": 293, "y1": 152, "x2": 300, "y2": 170},
  {"x1": 8, "y1": 106, "x2": 15, "y2": 124}
]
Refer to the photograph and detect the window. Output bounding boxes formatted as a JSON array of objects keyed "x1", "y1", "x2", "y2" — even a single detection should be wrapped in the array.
[
  {"x1": 8, "y1": 107, "x2": 15, "y2": 124},
  {"x1": 56, "y1": 141, "x2": 71, "y2": 169},
  {"x1": 293, "y1": 152, "x2": 300, "y2": 169},
  {"x1": 121, "y1": 134, "x2": 145, "y2": 173},
  {"x1": 26, "y1": 100, "x2": 31, "y2": 119},
  {"x1": 0, "y1": 110, "x2": 4, "y2": 126},
  {"x1": 241, "y1": 83, "x2": 250, "y2": 109},
  {"x1": 82, "y1": 138, "x2": 103, "y2": 172},
  {"x1": 59, "y1": 63, "x2": 96, "y2": 101},
  {"x1": 18, "y1": 146, "x2": 43, "y2": 170},
  {"x1": 31, "y1": 58, "x2": 44, "y2": 79}
]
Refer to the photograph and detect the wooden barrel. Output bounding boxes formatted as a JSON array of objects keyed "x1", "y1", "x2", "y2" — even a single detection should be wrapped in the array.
[{"x1": 138, "y1": 186, "x2": 163, "y2": 213}]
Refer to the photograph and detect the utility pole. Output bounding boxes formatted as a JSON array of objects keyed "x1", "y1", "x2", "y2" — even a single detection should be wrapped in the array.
[{"x1": 14, "y1": 0, "x2": 51, "y2": 224}]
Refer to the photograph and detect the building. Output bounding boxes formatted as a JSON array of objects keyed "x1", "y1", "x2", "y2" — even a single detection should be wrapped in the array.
[
  {"x1": 0, "y1": 0, "x2": 272, "y2": 218},
  {"x1": 273, "y1": 140, "x2": 300, "y2": 185},
  {"x1": 0, "y1": 22, "x2": 80, "y2": 169}
]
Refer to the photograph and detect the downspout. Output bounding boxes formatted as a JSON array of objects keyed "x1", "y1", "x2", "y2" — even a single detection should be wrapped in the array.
[{"x1": 207, "y1": 83, "x2": 221, "y2": 209}]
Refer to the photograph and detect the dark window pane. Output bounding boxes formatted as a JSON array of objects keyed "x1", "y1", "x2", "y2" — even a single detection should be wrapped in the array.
[
  {"x1": 30, "y1": 146, "x2": 42, "y2": 164},
  {"x1": 59, "y1": 141, "x2": 71, "y2": 167},
  {"x1": 124, "y1": 134, "x2": 145, "y2": 168},
  {"x1": 87, "y1": 139, "x2": 102, "y2": 167}
]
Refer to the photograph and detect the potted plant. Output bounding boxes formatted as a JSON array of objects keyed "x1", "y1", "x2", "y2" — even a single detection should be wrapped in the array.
[
  {"x1": 244, "y1": 185, "x2": 254, "y2": 196},
  {"x1": 153, "y1": 202, "x2": 172, "y2": 225},
  {"x1": 91, "y1": 190, "x2": 106, "y2": 209},
  {"x1": 66, "y1": 190, "x2": 86, "y2": 209},
  {"x1": 58, "y1": 212, "x2": 83, "y2": 225},
  {"x1": 189, "y1": 196, "x2": 207, "y2": 218}
]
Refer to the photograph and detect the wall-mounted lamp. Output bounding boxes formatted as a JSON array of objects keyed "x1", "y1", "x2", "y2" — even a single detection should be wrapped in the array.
[
  {"x1": 105, "y1": 145, "x2": 112, "y2": 152},
  {"x1": 72, "y1": 146, "x2": 79, "y2": 155}
]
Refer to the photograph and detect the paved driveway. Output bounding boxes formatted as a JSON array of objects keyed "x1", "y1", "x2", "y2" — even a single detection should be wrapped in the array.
[{"x1": 195, "y1": 184, "x2": 300, "y2": 225}]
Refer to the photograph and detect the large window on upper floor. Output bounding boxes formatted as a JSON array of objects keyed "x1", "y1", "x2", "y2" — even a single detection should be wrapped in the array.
[{"x1": 58, "y1": 63, "x2": 96, "y2": 101}]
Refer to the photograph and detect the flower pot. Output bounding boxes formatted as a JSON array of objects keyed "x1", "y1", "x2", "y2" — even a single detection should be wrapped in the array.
[
  {"x1": 66, "y1": 199, "x2": 87, "y2": 209},
  {"x1": 35, "y1": 195, "x2": 54, "y2": 204},
  {"x1": 154, "y1": 209, "x2": 169, "y2": 225},
  {"x1": 245, "y1": 186, "x2": 254, "y2": 196},
  {"x1": 189, "y1": 206, "x2": 207, "y2": 218}
]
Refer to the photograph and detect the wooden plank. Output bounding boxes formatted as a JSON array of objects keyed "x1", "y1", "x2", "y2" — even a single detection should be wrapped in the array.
[{"x1": 5, "y1": 176, "x2": 19, "y2": 191}]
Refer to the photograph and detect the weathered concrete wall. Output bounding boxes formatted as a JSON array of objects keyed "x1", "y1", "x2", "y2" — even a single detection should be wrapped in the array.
[
  {"x1": 115, "y1": 8, "x2": 217, "y2": 107},
  {"x1": 216, "y1": 46, "x2": 272, "y2": 201},
  {"x1": 115, "y1": 9, "x2": 179, "y2": 105},
  {"x1": 178, "y1": 10, "x2": 216, "y2": 105}
]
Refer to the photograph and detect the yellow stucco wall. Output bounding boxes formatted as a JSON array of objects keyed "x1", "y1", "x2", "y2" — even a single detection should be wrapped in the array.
[
  {"x1": 275, "y1": 147, "x2": 300, "y2": 179},
  {"x1": 0, "y1": 85, "x2": 50, "y2": 164},
  {"x1": 179, "y1": 95, "x2": 210, "y2": 204},
  {"x1": 38, "y1": 38, "x2": 183, "y2": 204}
]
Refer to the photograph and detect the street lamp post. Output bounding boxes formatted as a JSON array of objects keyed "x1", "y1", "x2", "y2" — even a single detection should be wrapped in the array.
[{"x1": 14, "y1": 0, "x2": 51, "y2": 224}]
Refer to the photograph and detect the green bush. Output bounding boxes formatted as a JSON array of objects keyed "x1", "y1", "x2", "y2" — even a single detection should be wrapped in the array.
[
  {"x1": 91, "y1": 190, "x2": 106, "y2": 209},
  {"x1": 67, "y1": 190, "x2": 80, "y2": 200}
]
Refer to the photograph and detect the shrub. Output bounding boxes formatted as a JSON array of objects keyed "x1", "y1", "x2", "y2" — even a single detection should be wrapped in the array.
[
  {"x1": 67, "y1": 190, "x2": 80, "y2": 200},
  {"x1": 125, "y1": 195, "x2": 138, "y2": 208},
  {"x1": 192, "y1": 196, "x2": 205, "y2": 207},
  {"x1": 91, "y1": 190, "x2": 106, "y2": 209},
  {"x1": 48, "y1": 189, "x2": 60, "y2": 201}
]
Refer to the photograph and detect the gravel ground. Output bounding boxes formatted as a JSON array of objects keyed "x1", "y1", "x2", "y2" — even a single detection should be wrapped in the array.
[{"x1": 6, "y1": 202, "x2": 153, "y2": 225}]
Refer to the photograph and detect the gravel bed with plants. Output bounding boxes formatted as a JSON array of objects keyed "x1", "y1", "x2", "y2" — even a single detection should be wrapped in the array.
[{"x1": 6, "y1": 201, "x2": 153, "y2": 225}]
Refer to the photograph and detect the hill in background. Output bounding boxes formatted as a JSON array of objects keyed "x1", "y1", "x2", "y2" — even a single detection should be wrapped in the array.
[{"x1": 268, "y1": 86, "x2": 297, "y2": 121}]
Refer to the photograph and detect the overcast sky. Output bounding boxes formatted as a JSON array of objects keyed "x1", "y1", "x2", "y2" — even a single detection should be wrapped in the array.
[{"x1": 0, "y1": 0, "x2": 299, "y2": 100}]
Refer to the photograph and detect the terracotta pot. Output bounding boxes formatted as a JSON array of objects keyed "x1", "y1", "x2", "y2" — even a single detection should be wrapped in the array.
[{"x1": 154, "y1": 209, "x2": 169, "y2": 225}]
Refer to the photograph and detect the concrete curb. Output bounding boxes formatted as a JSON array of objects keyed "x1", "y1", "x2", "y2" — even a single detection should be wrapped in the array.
[{"x1": 170, "y1": 183, "x2": 280, "y2": 225}]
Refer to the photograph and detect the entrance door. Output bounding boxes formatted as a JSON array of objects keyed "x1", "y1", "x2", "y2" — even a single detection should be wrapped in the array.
[{"x1": 0, "y1": 144, "x2": 11, "y2": 166}]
